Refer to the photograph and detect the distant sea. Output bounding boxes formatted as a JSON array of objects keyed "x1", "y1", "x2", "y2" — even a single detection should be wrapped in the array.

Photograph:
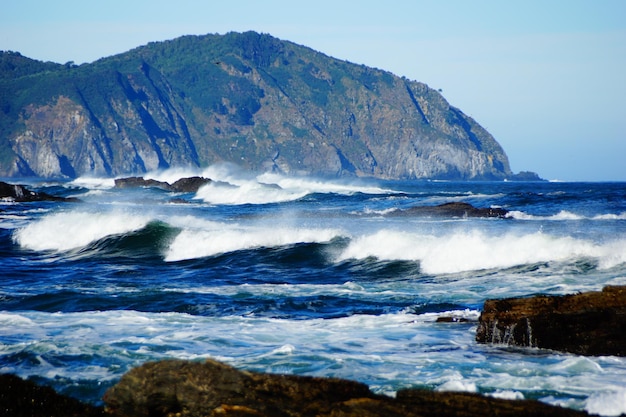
[{"x1": 1, "y1": 167, "x2": 625, "y2": 415}]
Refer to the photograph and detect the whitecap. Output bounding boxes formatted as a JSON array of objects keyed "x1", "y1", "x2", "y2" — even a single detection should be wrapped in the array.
[
  {"x1": 13, "y1": 210, "x2": 151, "y2": 251},
  {"x1": 165, "y1": 225, "x2": 343, "y2": 261},
  {"x1": 585, "y1": 387, "x2": 626, "y2": 416},
  {"x1": 336, "y1": 229, "x2": 624, "y2": 274}
]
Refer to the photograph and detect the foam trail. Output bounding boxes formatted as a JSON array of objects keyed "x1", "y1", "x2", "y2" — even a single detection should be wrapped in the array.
[
  {"x1": 13, "y1": 210, "x2": 151, "y2": 252},
  {"x1": 336, "y1": 230, "x2": 625, "y2": 274},
  {"x1": 165, "y1": 225, "x2": 343, "y2": 261}
]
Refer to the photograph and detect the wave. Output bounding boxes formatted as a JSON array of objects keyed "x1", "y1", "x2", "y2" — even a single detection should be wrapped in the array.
[
  {"x1": 507, "y1": 210, "x2": 626, "y2": 221},
  {"x1": 193, "y1": 170, "x2": 395, "y2": 206},
  {"x1": 165, "y1": 224, "x2": 345, "y2": 262},
  {"x1": 13, "y1": 210, "x2": 152, "y2": 252},
  {"x1": 335, "y1": 229, "x2": 626, "y2": 274},
  {"x1": 70, "y1": 165, "x2": 396, "y2": 206},
  {"x1": 193, "y1": 181, "x2": 309, "y2": 205}
]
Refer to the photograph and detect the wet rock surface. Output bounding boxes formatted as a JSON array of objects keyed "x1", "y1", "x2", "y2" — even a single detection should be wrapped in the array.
[
  {"x1": 103, "y1": 358, "x2": 590, "y2": 417},
  {"x1": 0, "y1": 181, "x2": 79, "y2": 202},
  {"x1": 476, "y1": 285, "x2": 626, "y2": 356},
  {"x1": 114, "y1": 176, "x2": 211, "y2": 193},
  {"x1": 391, "y1": 202, "x2": 509, "y2": 218}
]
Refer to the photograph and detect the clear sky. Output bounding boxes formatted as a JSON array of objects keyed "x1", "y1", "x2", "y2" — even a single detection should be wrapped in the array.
[{"x1": 2, "y1": 0, "x2": 625, "y2": 181}]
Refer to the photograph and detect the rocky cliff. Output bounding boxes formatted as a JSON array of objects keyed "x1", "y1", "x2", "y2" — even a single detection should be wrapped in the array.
[{"x1": 0, "y1": 32, "x2": 521, "y2": 180}]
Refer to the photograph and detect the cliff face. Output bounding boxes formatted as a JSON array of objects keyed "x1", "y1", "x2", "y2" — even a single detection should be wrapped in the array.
[{"x1": 0, "y1": 32, "x2": 514, "y2": 180}]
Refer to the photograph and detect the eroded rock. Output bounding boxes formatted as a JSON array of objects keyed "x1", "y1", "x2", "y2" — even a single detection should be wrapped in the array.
[{"x1": 476, "y1": 285, "x2": 626, "y2": 356}]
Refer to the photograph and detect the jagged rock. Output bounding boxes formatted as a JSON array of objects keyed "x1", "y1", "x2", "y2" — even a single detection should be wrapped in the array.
[
  {"x1": 0, "y1": 373, "x2": 104, "y2": 417},
  {"x1": 391, "y1": 202, "x2": 509, "y2": 218},
  {"x1": 114, "y1": 176, "x2": 211, "y2": 193},
  {"x1": 476, "y1": 285, "x2": 626, "y2": 356},
  {"x1": 169, "y1": 176, "x2": 212, "y2": 193},
  {"x1": 0, "y1": 181, "x2": 79, "y2": 202},
  {"x1": 103, "y1": 358, "x2": 590, "y2": 417},
  {"x1": 114, "y1": 176, "x2": 172, "y2": 191}
]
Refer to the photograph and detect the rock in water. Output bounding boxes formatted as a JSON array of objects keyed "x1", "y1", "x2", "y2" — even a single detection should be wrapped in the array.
[
  {"x1": 114, "y1": 176, "x2": 211, "y2": 193},
  {"x1": 390, "y1": 202, "x2": 509, "y2": 218},
  {"x1": 103, "y1": 358, "x2": 591, "y2": 416},
  {"x1": 476, "y1": 285, "x2": 626, "y2": 356},
  {"x1": 0, "y1": 181, "x2": 79, "y2": 202}
]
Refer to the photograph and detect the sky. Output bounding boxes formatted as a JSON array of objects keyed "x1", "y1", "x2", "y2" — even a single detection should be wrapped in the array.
[{"x1": 1, "y1": 0, "x2": 625, "y2": 181}]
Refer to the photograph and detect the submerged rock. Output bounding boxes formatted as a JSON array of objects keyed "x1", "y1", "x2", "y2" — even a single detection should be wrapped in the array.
[
  {"x1": 114, "y1": 176, "x2": 211, "y2": 193},
  {"x1": 0, "y1": 181, "x2": 79, "y2": 202},
  {"x1": 476, "y1": 285, "x2": 626, "y2": 356},
  {"x1": 103, "y1": 358, "x2": 590, "y2": 417},
  {"x1": 391, "y1": 202, "x2": 509, "y2": 218}
]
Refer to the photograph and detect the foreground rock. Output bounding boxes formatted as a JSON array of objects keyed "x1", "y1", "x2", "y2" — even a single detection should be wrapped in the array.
[
  {"x1": 476, "y1": 285, "x2": 626, "y2": 356},
  {"x1": 103, "y1": 358, "x2": 589, "y2": 417},
  {"x1": 0, "y1": 373, "x2": 104, "y2": 417},
  {"x1": 390, "y1": 202, "x2": 509, "y2": 218},
  {"x1": 114, "y1": 176, "x2": 211, "y2": 193},
  {"x1": 0, "y1": 181, "x2": 79, "y2": 202}
]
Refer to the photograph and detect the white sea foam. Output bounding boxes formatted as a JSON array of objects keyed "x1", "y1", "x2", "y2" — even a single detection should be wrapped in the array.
[
  {"x1": 507, "y1": 210, "x2": 626, "y2": 221},
  {"x1": 594, "y1": 212, "x2": 626, "y2": 220},
  {"x1": 13, "y1": 210, "x2": 151, "y2": 252},
  {"x1": 488, "y1": 390, "x2": 525, "y2": 400},
  {"x1": 192, "y1": 170, "x2": 393, "y2": 205},
  {"x1": 585, "y1": 387, "x2": 626, "y2": 416},
  {"x1": 69, "y1": 176, "x2": 116, "y2": 189},
  {"x1": 165, "y1": 225, "x2": 343, "y2": 261},
  {"x1": 256, "y1": 172, "x2": 394, "y2": 195},
  {"x1": 194, "y1": 181, "x2": 309, "y2": 205},
  {"x1": 336, "y1": 229, "x2": 626, "y2": 274}
]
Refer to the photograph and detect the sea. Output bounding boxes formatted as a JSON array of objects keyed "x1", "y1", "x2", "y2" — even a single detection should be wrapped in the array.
[{"x1": 1, "y1": 166, "x2": 625, "y2": 416}]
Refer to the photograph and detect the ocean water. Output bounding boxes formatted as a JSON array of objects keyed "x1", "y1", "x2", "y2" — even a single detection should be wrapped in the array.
[{"x1": 1, "y1": 167, "x2": 625, "y2": 415}]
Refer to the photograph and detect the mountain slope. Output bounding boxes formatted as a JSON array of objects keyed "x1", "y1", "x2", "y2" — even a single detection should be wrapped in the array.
[{"x1": 0, "y1": 31, "x2": 516, "y2": 180}]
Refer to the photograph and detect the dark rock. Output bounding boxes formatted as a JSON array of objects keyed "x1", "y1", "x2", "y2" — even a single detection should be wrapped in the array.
[
  {"x1": 391, "y1": 202, "x2": 509, "y2": 218},
  {"x1": 114, "y1": 176, "x2": 172, "y2": 191},
  {"x1": 476, "y1": 285, "x2": 626, "y2": 356},
  {"x1": 0, "y1": 181, "x2": 79, "y2": 202},
  {"x1": 395, "y1": 389, "x2": 589, "y2": 417},
  {"x1": 170, "y1": 176, "x2": 212, "y2": 193},
  {"x1": 114, "y1": 176, "x2": 211, "y2": 193},
  {"x1": 0, "y1": 373, "x2": 104, "y2": 417},
  {"x1": 507, "y1": 171, "x2": 545, "y2": 181},
  {"x1": 436, "y1": 316, "x2": 473, "y2": 323},
  {"x1": 103, "y1": 358, "x2": 590, "y2": 417}
]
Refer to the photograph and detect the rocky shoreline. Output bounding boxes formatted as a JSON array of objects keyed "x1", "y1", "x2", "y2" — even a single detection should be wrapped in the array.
[
  {"x1": 2, "y1": 359, "x2": 591, "y2": 417},
  {"x1": 4, "y1": 286, "x2": 625, "y2": 416}
]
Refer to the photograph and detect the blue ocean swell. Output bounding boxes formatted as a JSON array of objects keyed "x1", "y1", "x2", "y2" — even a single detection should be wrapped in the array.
[{"x1": 1, "y1": 179, "x2": 625, "y2": 412}]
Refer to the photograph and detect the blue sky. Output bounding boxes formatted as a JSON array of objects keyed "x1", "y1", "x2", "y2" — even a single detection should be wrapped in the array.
[{"x1": 2, "y1": 0, "x2": 625, "y2": 181}]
